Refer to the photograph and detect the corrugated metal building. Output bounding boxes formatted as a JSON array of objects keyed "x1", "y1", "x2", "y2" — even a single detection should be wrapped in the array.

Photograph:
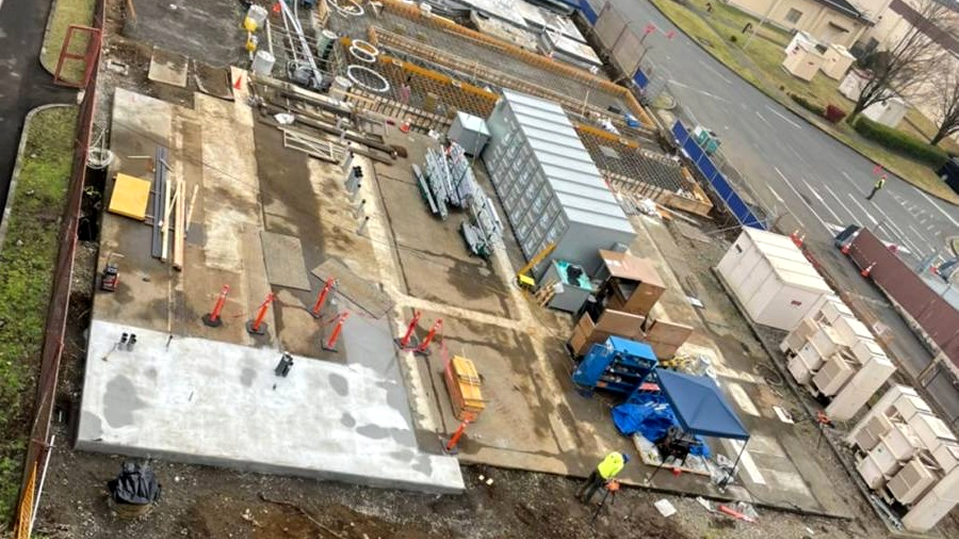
[{"x1": 482, "y1": 89, "x2": 636, "y2": 274}]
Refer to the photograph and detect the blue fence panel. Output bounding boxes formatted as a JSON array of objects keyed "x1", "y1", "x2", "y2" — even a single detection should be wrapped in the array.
[
  {"x1": 671, "y1": 121, "x2": 766, "y2": 230},
  {"x1": 579, "y1": 0, "x2": 599, "y2": 24},
  {"x1": 634, "y1": 68, "x2": 649, "y2": 90}
]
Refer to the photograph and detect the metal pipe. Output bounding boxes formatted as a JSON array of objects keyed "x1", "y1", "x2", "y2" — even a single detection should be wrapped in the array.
[{"x1": 29, "y1": 435, "x2": 56, "y2": 536}]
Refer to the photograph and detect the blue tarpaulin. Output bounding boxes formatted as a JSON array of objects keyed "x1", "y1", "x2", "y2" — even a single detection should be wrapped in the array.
[
  {"x1": 611, "y1": 395, "x2": 711, "y2": 457},
  {"x1": 656, "y1": 370, "x2": 750, "y2": 440}
]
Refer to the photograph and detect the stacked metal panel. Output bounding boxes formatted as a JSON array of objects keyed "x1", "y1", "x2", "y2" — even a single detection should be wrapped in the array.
[{"x1": 482, "y1": 90, "x2": 635, "y2": 273}]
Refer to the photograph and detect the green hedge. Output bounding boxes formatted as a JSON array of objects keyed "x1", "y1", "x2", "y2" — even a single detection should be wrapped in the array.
[
  {"x1": 853, "y1": 116, "x2": 949, "y2": 168},
  {"x1": 790, "y1": 94, "x2": 825, "y2": 116}
]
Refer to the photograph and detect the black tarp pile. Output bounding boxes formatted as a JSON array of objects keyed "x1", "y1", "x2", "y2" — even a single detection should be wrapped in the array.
[{"x1": 108, "y1": 462, "x2": 162, "y2": 506}]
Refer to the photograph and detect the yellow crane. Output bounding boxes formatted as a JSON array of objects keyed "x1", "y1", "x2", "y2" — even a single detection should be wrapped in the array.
[{"x1": 515, "y1": 243, "x2": 556, "y2": 291}]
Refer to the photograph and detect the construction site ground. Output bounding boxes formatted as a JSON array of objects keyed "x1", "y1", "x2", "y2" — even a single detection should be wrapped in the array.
[{"x1": 26, "y1": 0, "x2": 959, "y2": 537}]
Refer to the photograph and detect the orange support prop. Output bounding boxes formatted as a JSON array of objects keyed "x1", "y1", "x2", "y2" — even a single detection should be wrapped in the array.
[
  {"x1": 202, "y1": 285, "x2": 231, "y2": 327},
  {"x1": 445, "y1": 419, "x2": 470, "y2": 453},
  {"x1": 246, "y1": 293, "x2": 275, "y2": 335},
  {"x1": 311, "y1": 278, "x2": 336, "y2": 318},
  {"x1": 323, "y1": 312, "x2": 350, "y2": 351},
  {"x1": 396, "y1": 310, "x2": 422, "y2": 349},
  {"x1": 414, "y1": 318, "x2": 442, "y2": 355}
]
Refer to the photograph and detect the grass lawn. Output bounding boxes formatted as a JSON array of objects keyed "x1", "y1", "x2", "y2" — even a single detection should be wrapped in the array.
[
  {"x1": 0, "y1": 106, "x2": 77, "y2": 525},
  {"x1": 648, "y1": 0, "x2": 959, "y2": 204},
  {"x1": 40, "y1": 0, "x2": 97, "y2": 83}
]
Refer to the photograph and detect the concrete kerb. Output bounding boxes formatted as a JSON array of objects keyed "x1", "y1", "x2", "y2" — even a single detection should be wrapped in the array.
[
  {"x1": 710, "y1": 267, "x2": 905, "y2": 533},
  {"x1": 645, "y1": 0, "x2": 959, "y2": 209},
  {"x1": 0, "y1": 104, "x2": 75, "y2": 252},
  {"x1": 38, "y1": 0, "x2": 63, "y2": 75}
]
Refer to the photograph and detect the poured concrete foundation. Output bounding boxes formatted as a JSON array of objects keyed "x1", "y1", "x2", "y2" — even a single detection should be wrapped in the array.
[{"x1": 78, "y1": 320, "x2": 464, "y2": 494}]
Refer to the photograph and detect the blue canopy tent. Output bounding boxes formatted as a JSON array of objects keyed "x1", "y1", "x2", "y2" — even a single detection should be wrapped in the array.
[{"x1": 646, "y1": 370, "x2": 750, "y2": 487}]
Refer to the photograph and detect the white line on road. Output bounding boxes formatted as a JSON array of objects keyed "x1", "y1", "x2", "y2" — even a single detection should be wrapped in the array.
[
  {"x1": 699, "y1": 59, "x2": 732, "y2": 83},
  {"x1": 917, "y1": 189, "x2": 959, "y2": 228},
  {"x1": 846, "y1": 193, "x2": 878, "y2": 225},
  {"x1": 790, "y1": 147, "x2": 809, "y2": 165},
  {"x1": 803, "y1": 179, "x2": 845, "y2": 225},
  {"x1": 668, "y1": 79, "x2": 731, "y2": 103},
  {"x1": 871, "y1": 203, "x2": 912, "y2": 246},
  {"x1": 774, "y1": 167, "x2": 831, "y2": 232},
  {"x1": 821, "y1": 183, "x2": 854, "y2": 222},
  {"x1": 766, "y1": 106, "x2": 802, "y2": 129},
  {"x1": 755, "y1": 111, "x2": 771, "y2": 126}
]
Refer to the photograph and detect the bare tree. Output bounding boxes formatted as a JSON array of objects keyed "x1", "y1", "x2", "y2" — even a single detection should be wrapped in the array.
[
  {"x1": 848, "y1": 0, "x2": 951, "y2": 122},
  {"x1": 928, "y1": 56, "x2": 959, "y2": 145}
]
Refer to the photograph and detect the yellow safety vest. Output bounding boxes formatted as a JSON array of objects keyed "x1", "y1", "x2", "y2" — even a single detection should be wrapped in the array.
[
  {"x1": 875, "y1": 178, "x2": 885, "y2": 189},
  {"x1": 597, "y1": 452, "x2": 625, "y2": 479}
]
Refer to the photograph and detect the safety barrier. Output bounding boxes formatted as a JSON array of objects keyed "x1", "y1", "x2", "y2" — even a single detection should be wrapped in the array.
[{"x1": 672, "y1": 120, "x2": 765, "y2": 230}]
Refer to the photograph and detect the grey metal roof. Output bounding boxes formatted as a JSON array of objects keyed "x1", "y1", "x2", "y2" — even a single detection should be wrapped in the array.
[{"x1": 502, "y1": 89, "x2": 634, "y2": 235}]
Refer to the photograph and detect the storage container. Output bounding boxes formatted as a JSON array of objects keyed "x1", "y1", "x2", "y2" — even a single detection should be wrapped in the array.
[
  {"x1": 716, "y1": 228, "x2": 831, "y2": 331},
  {"x1": 888, "y1": 458, "x2": 937, "y2": 505},
  {"x1": 812, "y1": 352, "x2": 854, "y2": 396},
  {"x1": 780, "y1": 317, "x2": 818, "y2": 354},
  {"x1": 909, "y1": 412, "x2": 957, "y2": 453},
  {"x1": 483, "y1": 90, "x2": 635, "y2": 274}
]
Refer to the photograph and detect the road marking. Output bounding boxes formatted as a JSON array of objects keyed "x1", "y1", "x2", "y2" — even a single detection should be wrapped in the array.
[
  {"x1": 766, "y1": 105, "x2": 802, "y2": 129},
  {"x1": 821, "y1": 183, "x2": 854, "y2": 222},
  {"x1": 846, "y1": 193, "x2": 878, "y2": 225},
  {"x1": 668, "y1": 79, "x2": 731, "y2": 102},
  {"x1": 755, "y1": 111, "x2": 771, "y2": 126},
  {"x1": 767, "y1": 185, "x2": 784, "y2": 203},
  {"x1": 917, "y1": 189, "x2": 959, "y2": 228},
  {"x1": 803, "y1": 178, "x2": 845, "y2": 224},
  {"x1": 871, "y1": 203, "x2": 913, "y2": 249},
  {"x1": 774, "y1": 167, "x2": 831, "y2": 232},
  {"x1": 790, "y1": 147, "x2": 809, "y2": 165},
  {"x1": 699, "y1": 59, "x2": 732, "y2": 83}
]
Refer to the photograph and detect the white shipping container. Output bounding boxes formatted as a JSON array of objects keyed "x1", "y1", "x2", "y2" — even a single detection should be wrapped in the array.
[
  {"x1": 809, "y1": 325, "x2": 846, "y2": 356},
  {"x1": 797, "y1": 341, "x2": 826, "y2": 371},
  {"x1": 857, "y1": 453, "x2": 889, "y2": 489},
  {"x1": 846, "y1": 385, "x2": 919, "y2": 445},
  {"x1": 833, "y1": 315, "x2": 873, "y2": 345},
  {"x1": 780, "y1": 317, "x2": 819, "y2": 354},
  {"x1": 818, "y1": 295, "x2": 853, "y2": 324},
  {"x1": 788, "y1": 354, "x2": 813, "y2": 385},
  {"x1": 850, "y1": 338, "x2": 885, "y2": 365},
  {"x1": 908, "y1": 413, "x2": 957, "y2": 453},
  {"x1": 869, "y1": 438, "x2": 904, "y2": 475},
  {"x1": 881, "y1": 422, "x2": 922, "y2": 461},
  {"x1": 812, "y1": 353, "x2": 855, "y2": 396},
  {"x1": 894, "y1": 394, "x2": 933, "y2": 423},
  {"x1": 903, "y1": 488, "x2": 959, "y2": 532},
  {"x1": 826, "y1": 355, "x2": 897, "y2": 420},
  {"x1": 888, "y1": 458, "x2": 937, "y2": 505},
  {"x1": 932, "y1": 442, "x2": 959, "y2": 473},
  {"x1": 717, "y1": 229, "x2": 831, "y2": 331}
]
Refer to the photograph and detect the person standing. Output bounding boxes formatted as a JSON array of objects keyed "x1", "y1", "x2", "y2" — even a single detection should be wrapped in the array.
[
  {"x1": 867, "y1": 175, "x2": 886, "y2": 201},
  {"x1": 576, "y1": 452, "x2": 629, "y2": 504}
]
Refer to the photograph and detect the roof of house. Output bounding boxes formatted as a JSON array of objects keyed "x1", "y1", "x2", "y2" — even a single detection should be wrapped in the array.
[{"x1": 815, "y1": 0, "x2": 864, "y2": 20}]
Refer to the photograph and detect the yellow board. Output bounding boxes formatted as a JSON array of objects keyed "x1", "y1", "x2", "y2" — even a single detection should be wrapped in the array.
[{"x1": 108, "y1": 173, "x2": 152, "y2": 221}]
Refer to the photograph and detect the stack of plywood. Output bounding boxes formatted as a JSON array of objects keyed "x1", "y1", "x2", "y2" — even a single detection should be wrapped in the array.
[
  {"x1": 643, "y1": 319, "x2": 694, "y2": 360},
  {"x1": 444, "y1": 355, "x2": 485, "y2": 422},
  {"x1": 568, "y1": 309, "x2": 646, "y2": 356}
]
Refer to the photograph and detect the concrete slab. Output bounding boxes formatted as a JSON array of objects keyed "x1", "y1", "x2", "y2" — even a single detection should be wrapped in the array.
[
  {"x1": 261, "y1": 231, "x2": 311, "y2": 291},
  {"x1": 147, "y1": 47, "x2": 189, "y2": 88},
  {"x1": 77, "y1": 319, "x2": 464, "y2": 493}
]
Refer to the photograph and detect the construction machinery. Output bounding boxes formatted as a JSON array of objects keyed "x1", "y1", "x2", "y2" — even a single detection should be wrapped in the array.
[{"x1": 515, "y1": 243, "x2": 555, "y2": 290}]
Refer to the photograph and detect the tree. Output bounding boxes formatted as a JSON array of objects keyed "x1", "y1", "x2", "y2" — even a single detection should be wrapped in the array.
[
  {"x1": 928, "y1": 57, "x2": 959, "y2": 146},
  {"x1": 847, "y1": 0, "x2": 951, "y2": 123}
]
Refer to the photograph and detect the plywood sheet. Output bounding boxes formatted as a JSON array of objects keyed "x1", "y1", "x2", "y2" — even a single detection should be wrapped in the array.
[
  {"x1": 108, "y1": 173, "x2": 152, "y2": 221},
  {"x1": 261, "y1": 231, "x2": 311, "y2": 291},
  {"x1": 311, "y1": 258, "x2": 393, "y2": 318}
]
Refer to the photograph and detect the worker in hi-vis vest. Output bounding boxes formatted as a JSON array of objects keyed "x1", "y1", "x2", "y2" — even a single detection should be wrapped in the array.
[
  {"x1": 576, "y1": 451, "x2": 629, "y2": 504},
  {"x1": 866, "y1": 175, "x2": 886, "y2": 201}
]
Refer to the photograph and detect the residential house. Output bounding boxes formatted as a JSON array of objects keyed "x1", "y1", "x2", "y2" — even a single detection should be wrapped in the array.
[{"x1": 726, "y1": 0, "x2": 891, "y2": 46}]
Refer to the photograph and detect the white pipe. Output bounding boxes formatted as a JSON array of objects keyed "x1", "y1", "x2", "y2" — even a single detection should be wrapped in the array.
[{"x1": 29, "y1": 434, "x2": 56, "y2": 536}]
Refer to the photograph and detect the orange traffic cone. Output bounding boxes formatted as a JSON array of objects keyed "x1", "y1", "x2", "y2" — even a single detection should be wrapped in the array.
[
  {"x1": 399, "y1": 118, "x2": 411, "y2": 133},
  {"x1": 840, "y1": 243, "x2": 850, "y2": 255},
  {"x1": 233, "y1": 73, "x2": 243, "y2": 91},
  {"x1": 861, "y1": 262, "x2": 875, "y2": 278}
]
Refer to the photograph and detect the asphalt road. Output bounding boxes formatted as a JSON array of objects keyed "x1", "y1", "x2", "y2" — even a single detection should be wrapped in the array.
[
  {"x1": 0, "y1": 0, "x2": 76, "y2": 222},
  {"x1": 608, "y1": 0, "x2": 959, "y2": 422},
  {"x1": 610, "y1": 0, "x2": 959, "y2": 262}
]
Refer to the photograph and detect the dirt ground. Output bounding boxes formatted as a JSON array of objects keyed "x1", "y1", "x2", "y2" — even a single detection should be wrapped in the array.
[{"x1": 38, "y1": 440, "x2": 865, "y2": 539}]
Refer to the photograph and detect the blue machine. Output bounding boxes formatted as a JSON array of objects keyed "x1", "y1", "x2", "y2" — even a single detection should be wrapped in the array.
[{"x1": 572, "y1": 336, "x2": 658, "y2": 399}]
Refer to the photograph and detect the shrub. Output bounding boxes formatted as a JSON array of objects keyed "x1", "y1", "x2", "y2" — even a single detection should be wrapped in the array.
[
  {"x1": 824, "y1": 104, "x2": 847, "y2": 124},
  {"x1": 853, "y1": 116, "x2": 950, "y2": 168},
  {"x1": 729, "y1": 35, "x2": 737, "y2": 43},
  {"x1": 790, "y1": 94, "x2": 825, "y2": 116}
]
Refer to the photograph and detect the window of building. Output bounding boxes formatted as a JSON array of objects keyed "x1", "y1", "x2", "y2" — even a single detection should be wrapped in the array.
[{"x1": 785, "y1": 8, "x2": 803, "y2": 23}]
